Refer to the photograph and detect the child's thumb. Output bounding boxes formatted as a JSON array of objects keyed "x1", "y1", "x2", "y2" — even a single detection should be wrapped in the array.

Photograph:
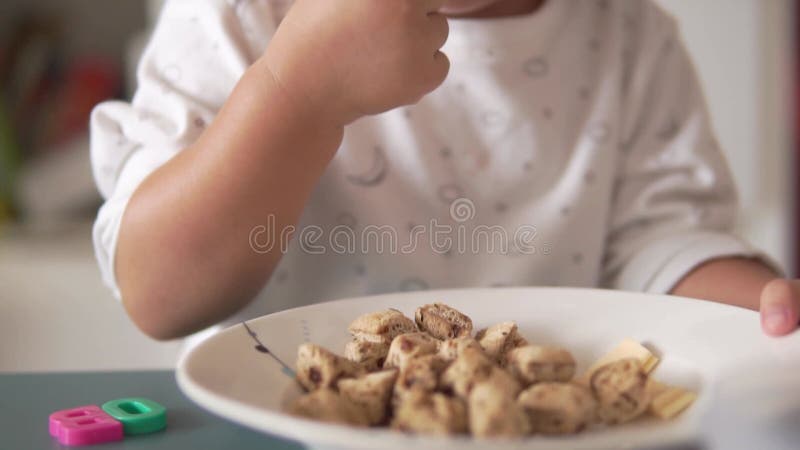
[{"x1": 760, "y1": 278, "x2": 800, "y2": 336}]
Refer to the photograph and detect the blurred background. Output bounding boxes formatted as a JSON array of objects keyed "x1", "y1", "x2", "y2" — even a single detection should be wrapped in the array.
[{"x1": 0, "y1": 0, "x2": 795, "y2": 372}]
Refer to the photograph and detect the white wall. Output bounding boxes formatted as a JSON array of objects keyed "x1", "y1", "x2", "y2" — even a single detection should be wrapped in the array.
[
  {"x1": 0, "y1": 223, "x2": 182, "y2": 372},
  {"x1": 655, "y1": 0, "x2": 795, "y2": 274}
]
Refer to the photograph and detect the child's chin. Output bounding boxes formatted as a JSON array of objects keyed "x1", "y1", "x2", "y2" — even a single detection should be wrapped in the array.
[{"x1": 439, "y1": 0, "x2": 499, "y2": 15}]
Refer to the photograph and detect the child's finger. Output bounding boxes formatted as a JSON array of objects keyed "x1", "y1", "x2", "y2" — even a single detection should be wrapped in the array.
[
  {"x1": 759, "y1": 279, "x2": 800, "y2": 336},
  {"x1": 427, "y1": 13, "x2": 450, "y2": 51},
  {"x1": 423, "y1": 0, "x2": 449, "y2": 14}
]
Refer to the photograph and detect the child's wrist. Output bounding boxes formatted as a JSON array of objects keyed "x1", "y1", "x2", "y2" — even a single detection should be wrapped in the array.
[{"x1": 252, "y1": 53, "x2": 353, "y2": 130}]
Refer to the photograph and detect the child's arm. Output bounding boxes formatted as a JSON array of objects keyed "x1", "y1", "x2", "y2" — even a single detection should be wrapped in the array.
[
  {"x1": 670, "y1": 258, "x2": 798, "y2": 336},
  {"x1": 112, "y1": 0, "x2": 449, "y2": 339}
]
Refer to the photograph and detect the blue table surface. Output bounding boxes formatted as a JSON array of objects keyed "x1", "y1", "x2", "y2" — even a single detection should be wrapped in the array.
[
  {"x1": 5, "y1": 368, "x2": 800, "y2": 450},
  {"x1": 1, "y1": 371, "x2": 701, "y2": 450},
  {"x1": 0, "y1": 370, "x2": 304, "y2": 450}
]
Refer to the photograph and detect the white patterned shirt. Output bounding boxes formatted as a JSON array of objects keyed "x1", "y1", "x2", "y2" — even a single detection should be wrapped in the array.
[{"x1": 91, "y1": 0, "x2": 758, "y2": 339}]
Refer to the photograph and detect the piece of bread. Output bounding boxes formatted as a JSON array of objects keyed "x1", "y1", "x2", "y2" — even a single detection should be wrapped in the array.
[
  {"x1": 337, "y1": 369, "x2": 398, "y2": 426},
  {"x1": 440, "y1": 347, "x2": 494, "y2": 399},
  {"x1": 576, "y1": 338, "x2": 659, "y2": 384},
  {"x1": 289, "y1": 388, "x2": 370, "y2": 426},
  {"x1": 348, "y1": 309, "x2": 417, "y2": 344},
  {"x1": 590, "y1": 358, "x2": 652, "y2": 425},
  {"x1": 344, "y1": 339, "x2": 390, "y2": 371},
  {"x1": 475, "y1": 322, "x2": 528, "y2": 365},
  {"x1": 415, "y1": 303, "x2": 473, "y2": 340},
  {"x1": 393, "y1": 354, "x2": 448, "y2": 406},
  {"x1": 383, "y1": 332, "x2": 440, "y2": 370},
  {"x1": 396, "y1": 354, "x2": 447, "y2": 393},
  {"x1": 483, "y1": 366, "x2": 523, "y2": 399},
  {"x1": 506, "y1": 345, "x2": 576, "y2": 386},
  {"x1": 647, "y1": 380, "x2": 697, "y2": 420},
  {"x1": 517, "y1": 382, "x2": 596, "y2": 434},
  {"x1": 438, "y1": 336, "x2": 483, "y2": 362},
  {"x1": 295, "y1": 343, "x2": 363, "y2": 391},
  {"x1": 391, "y1": 391, "x2": 468, "y2": 435},
  {"x1": 469, "y1": 380, "x2": 530, "y2": 438}
]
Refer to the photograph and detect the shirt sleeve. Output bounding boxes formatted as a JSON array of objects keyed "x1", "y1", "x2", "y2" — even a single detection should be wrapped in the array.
[
  {"x1": 90, "y1": 0, "x2": 283, "y2": 299},
  {"x1": 601, "y1": 2, "x2": 779, "y2": 294}
]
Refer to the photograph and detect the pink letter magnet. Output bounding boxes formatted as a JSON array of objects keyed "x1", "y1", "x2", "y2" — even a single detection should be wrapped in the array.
[{"x1": 49, "y1": 405, "x2": 123, "y2": 446}]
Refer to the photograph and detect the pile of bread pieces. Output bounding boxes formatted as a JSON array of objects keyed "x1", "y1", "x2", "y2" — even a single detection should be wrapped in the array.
[{"x1": 288, "y1": 303, "x2": 695, "y2": 437}]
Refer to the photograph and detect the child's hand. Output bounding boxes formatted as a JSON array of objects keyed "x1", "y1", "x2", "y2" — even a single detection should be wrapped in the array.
[
  {"x1": 760, "y1": 279, "x2": 800, "y2": 336},
  {"x1": 262, "y1": 0, "x2": 450, "y2": 125},
  {"x1": 671, "y1": 258, "x2": 799, "y2": 337}
]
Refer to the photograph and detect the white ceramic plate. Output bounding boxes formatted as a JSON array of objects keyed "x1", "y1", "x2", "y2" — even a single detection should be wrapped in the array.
[{"x1": 176, "y1": 287, "x2": 800, "y2": 450}]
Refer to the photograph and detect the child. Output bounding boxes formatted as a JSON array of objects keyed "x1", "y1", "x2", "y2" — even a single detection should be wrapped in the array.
[{"x1": 90, "y1": 0, "x2": 798, "y2": 342}]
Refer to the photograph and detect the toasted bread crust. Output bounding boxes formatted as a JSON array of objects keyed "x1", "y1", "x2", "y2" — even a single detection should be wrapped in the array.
[
  {"x1": 506, "y1": 345, "x2": 576, "y2": 386},
  {"x1": 391, "y1": 391, "x2": 468, "y2": 435},
  {"x1": 415, "y1": 303, "x2": 473, "y2": 340},
  {"x1": 337, "y1": 369, "x2": 398, "y2": 425},
  {"x1": 296, "y1": 343, "x2": 363, "y2": 391},
  {"x1": 475, "y1": 322, "x2": 528, "y2": 364},
  {"x1": 517, "y1": 382, "x2": 596, "y2": 434},
  {"x1": 348, "y1": 309, "x2": 417, "y2": 343},
  {"x1": 590, "y1": 358, "x2": 652, "y2": 425}
]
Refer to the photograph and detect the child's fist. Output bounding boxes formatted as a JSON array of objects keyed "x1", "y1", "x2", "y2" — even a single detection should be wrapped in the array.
[
  {"x1": 760, "y1": 279, "x2": 800, "y2": 336},
  {"x1": 263, "y1": 0, "x2": 450, "y2": 125}
]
